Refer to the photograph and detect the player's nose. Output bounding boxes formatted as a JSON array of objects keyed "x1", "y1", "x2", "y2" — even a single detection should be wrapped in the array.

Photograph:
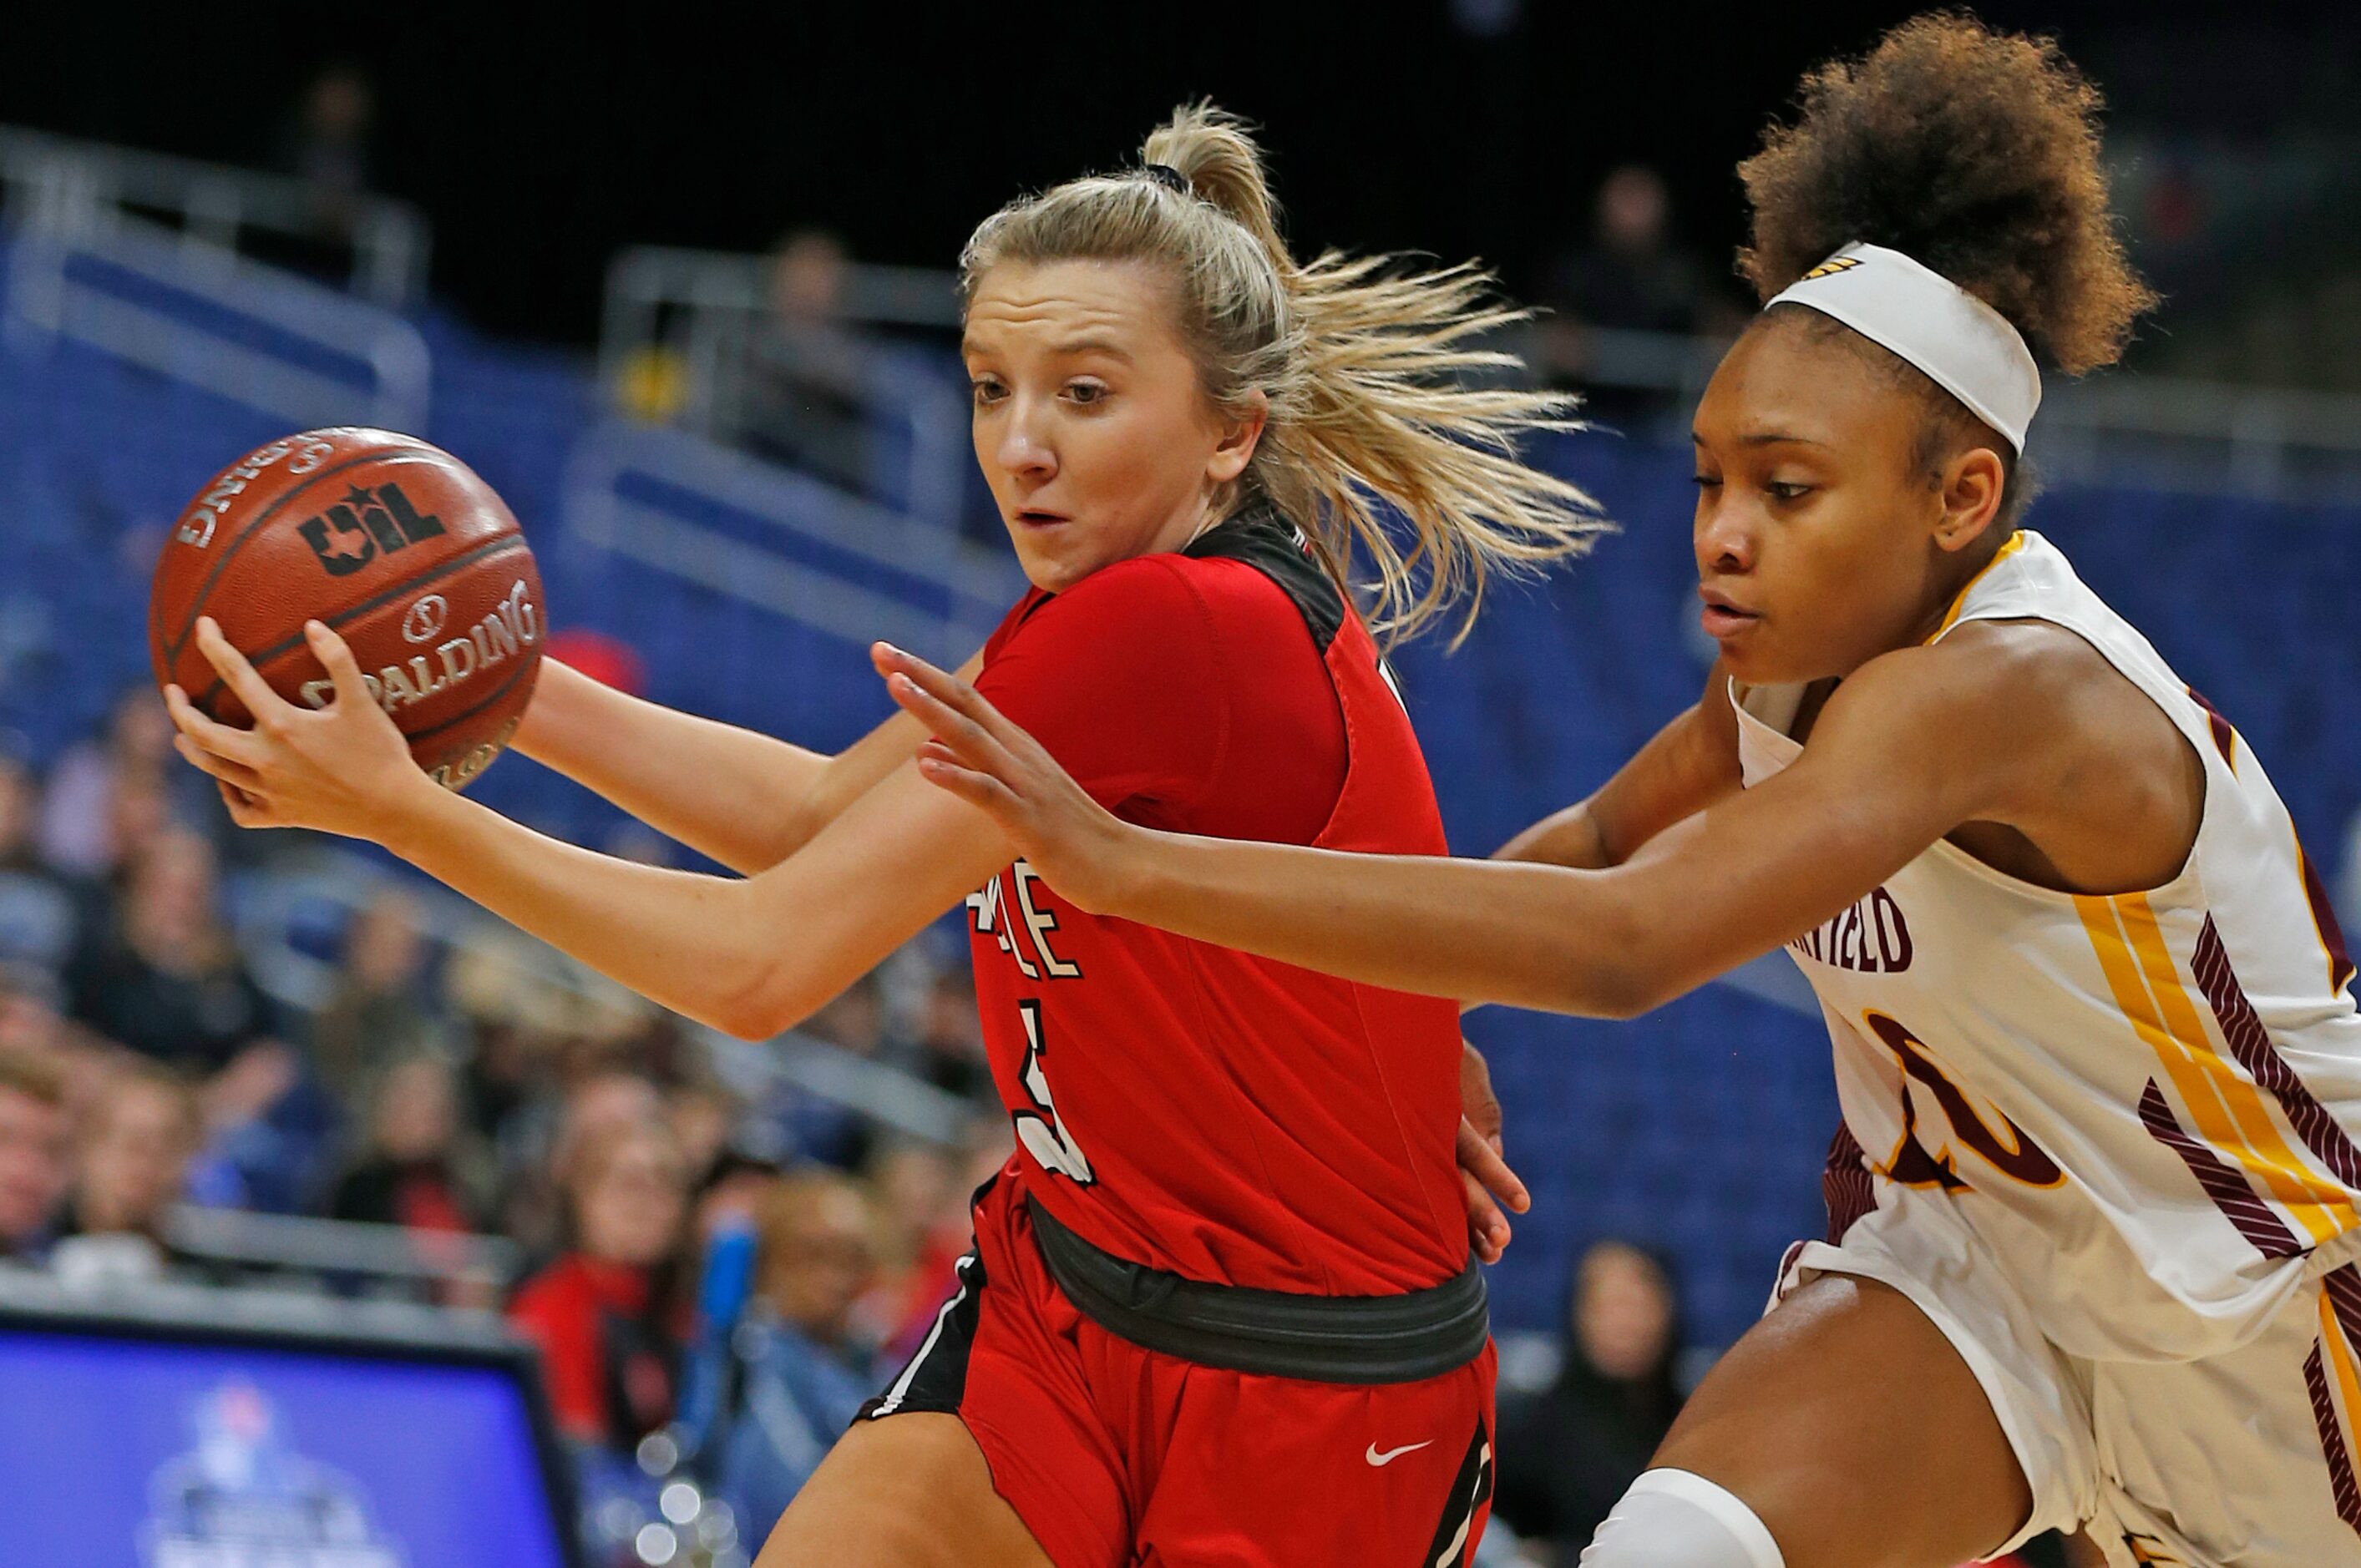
[
  {"x1": 994, "y1": 401, "x2": 1057, "y2": 481},
  {"x1": 1694, "y1": 502, "x2": 1756, "y2": 574}
]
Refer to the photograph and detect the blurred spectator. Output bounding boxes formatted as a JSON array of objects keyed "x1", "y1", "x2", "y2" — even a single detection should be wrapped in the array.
[
  {"x1": 791, "y1": 972, "x2": 888, "y2": 1169},
  {"x1": 715, "y1": 1170, "x2": 882, "y2": 1534},
  {"x1": 310, "y1": 888, "x2": 458, "y2": 1102},
  {"x1": 0, "y1": 751, "x2": 99, "y2": 983},
  {"x1": 0, "y1": 961, "x2": 71, "y2": 1058},
  {"x1": 868, "y1": 1120, "x2": 1010, "y2": 1360},
  {"x1": 63, "y1": 829, "x2": 338, "y2": 1213},
  {"x1": 1535, "y1": 165, "x2": 1739, "y2": 427},
  {"x1": 495, "y1": 1061, "x2": 666, "y2": 1255},
  {"x1": 49, "y1": 1060, "x2": 200, "y2": 1287},
  {"x1": 0, "y1": 1045, "x2": 68, "y2": 1262},
  {"x1": 738, "y1": 228, "x2": 874, "y2": 493},
  {"x1": 277, "y1": 63, "x2": 377, "y2": 244},
  {"x1": 508, "y1": 1120, "x2": 693, "y2": 1450},
  {"x1": 327, "y1": 1051, "x2": 494, "y2": 1236},
  {"x1": 913, "y1": 964, "x2": 990, "y2": 1104},
  {"x1": 38, "y1": 688, "x2": 210, "y2": 879},
  {"x1": 1492, "y1": 1240, "x2": 1685, "y2": 1558},
  {"x1": 65, "y1": 829, "x2": 271, "y2": 1074}
]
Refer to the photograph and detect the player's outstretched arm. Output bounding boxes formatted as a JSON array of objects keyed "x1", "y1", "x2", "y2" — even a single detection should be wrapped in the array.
[
  {"x1": 877, "y1": 640, "x2": 2028, "y2": 1019},
  {"x1": 166, "y1": 619, "x2": 1010, "y2": 1040},
  {"x1": 1492, "y1": 659, "x2": 1745, "y2": 873},
  {"x1": 514, "y1": 650, "x2": 984, "y2": 876}
]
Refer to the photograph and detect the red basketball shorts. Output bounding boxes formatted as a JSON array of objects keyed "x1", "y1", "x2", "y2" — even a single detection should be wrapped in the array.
[{"x1": 859, "y1": 1170, "x2": 1497, "y2": 1568}]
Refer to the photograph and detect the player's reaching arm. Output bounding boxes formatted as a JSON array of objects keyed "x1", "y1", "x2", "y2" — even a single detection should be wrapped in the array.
[
  {"x1": 874, "y1": 631, "x2": 2141, "y2": 1019},
  {"x1": 165, "y1": 618, "x2": 1011, "y2": 1040},
  {"x1": 514, "y1": 650, "x2": 982, "y2": 876},
  {"x1": 1492, "y1": 659, "x2": 1745, "y2": 873}
]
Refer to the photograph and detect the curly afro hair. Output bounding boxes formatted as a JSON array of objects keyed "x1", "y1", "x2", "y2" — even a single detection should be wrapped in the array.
[{"x1": 1736, "y1": 11, "x2": 2156, "y2": 375}]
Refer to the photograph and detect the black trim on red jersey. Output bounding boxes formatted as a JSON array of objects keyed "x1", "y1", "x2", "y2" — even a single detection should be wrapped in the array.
[
  {"x1": 1025, "y1": 1193, "x2": 1489, "y2": 1383},
  {"x1": 1183, "y1": 500, "x2": 1347, "y2": 655}
]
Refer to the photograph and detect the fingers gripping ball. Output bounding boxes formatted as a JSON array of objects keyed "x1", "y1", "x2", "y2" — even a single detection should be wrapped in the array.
[{"x1": 149, "y1": 429, "x2": 545, "y2": 791}]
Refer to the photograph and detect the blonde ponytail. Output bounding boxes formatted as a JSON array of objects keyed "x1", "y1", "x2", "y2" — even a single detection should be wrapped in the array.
[{"x1": 960, "y1": 102, "x2": 1604, "y2": 645}]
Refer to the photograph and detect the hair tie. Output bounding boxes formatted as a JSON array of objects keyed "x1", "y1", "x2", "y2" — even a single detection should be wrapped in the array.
[{"x1": 1139, "y1": 162, "x2": 1193, "y2": 196}]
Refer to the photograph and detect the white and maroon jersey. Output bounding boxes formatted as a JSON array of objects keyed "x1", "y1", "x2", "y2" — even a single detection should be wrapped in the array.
[{"x1": 1737, "y1": 529, "x2": 2361, "y2": 1360}]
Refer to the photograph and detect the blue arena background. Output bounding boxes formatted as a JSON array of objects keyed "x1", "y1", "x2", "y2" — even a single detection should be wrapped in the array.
[{"x1": 5, "y1": 262, "x2": 2355, "y2": 1353}]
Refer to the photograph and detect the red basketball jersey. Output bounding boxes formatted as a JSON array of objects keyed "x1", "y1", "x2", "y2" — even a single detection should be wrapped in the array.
[{"x1": 965, "y1": 505, "x2": 1468, "y2": 1295}]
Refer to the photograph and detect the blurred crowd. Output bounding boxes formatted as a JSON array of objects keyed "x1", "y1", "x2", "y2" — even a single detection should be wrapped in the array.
[
  {"x1": 0, "y1": 681, "x2": 1012, "y2": 1555},
  {"x1": 0, "y1": 680, "x2": 2109, "y2": 1567}
]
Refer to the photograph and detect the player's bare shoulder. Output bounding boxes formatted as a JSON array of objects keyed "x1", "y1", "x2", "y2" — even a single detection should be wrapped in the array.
[{"x1": 1866, "y1": 618, "x2": 2205, "y2": 893}]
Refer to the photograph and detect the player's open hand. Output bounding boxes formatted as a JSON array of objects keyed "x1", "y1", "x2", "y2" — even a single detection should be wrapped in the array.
[
  {"x1": 1458, "y1": 1039, "x2": 1530, "y2": 1264},
  {"x1": 874, "y1": 641, "x2": 1137, "y2": 913},
  {"x1": 164, "y1": 616, "x2": 428, "y2": 840}
]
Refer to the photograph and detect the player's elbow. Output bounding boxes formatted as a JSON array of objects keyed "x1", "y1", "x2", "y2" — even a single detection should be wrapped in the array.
[
  {"x1": 712, "y1": 966, "x2": 815, "y2": 1043},
  {"x1": 1548, "y1": 906, "x2": 1680, "y2": 1019}
]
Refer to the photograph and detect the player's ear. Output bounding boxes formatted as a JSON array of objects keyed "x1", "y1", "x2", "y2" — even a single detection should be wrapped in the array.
[
  {"x1": 1207, "y1": 389, "x2": 1268, "y2": 486},
  {"x1": 1933, "y1": 443, "x2": 2008, "y2": 555}
]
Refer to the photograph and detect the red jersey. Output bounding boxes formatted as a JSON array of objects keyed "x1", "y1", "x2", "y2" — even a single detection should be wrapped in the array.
[{"x1": 966, "y1": 504, "x2": 1467, "y2": 1296}]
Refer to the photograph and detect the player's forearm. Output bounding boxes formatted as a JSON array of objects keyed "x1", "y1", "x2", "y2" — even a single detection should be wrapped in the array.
[
  {"x1": 382, "y1": 778, "x2": 782, "y2": 1036},
  {"x1": 1493, "y1": 801, "x2": 1615, "y2": 869},
  {"x1": 512, "y1": 660, "x2": 832, "y2": 874},
  {"x1": 1117, "y1": 831, "x2": 1657, "y2": 1018}
]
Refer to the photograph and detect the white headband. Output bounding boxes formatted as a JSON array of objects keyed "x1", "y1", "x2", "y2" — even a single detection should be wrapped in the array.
[{"x1": 1766, "y1": 241, "x2": 2041, "y2": 454}]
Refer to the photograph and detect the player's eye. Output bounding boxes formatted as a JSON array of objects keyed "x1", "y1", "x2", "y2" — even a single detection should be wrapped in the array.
[
  {"x1": 1064, "y1": 380, "x2": 1109, "y2": 407},
  {"x1": 1764, "y1": 480, "x2": 1815, "y2": 502},
  {"x1": 970, "y1": 377, "x2": 1007, "y2": 406},
  {"x1": 1690, "y1": 473, "x2": 1722, "y2": 489}
]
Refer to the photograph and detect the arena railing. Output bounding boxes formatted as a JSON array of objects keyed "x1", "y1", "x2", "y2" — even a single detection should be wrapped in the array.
[
  {"x1": 598, "y1": 245, "x2": 969, "y2": 525},
  {"x1": 1548, "y1": 323, "x2": 2361, "y2": 502},
  {"x1": 563, "y1": 417, "x2": 1025, "y2": 666},
  {"x1": 0, "y1": 122, "x2": 431, "y2": 311},
  {"x1": 2, "y1": 214, "x2": 432, "y2": 432},
  {"x1": 233, "y1": 846, "x2": 978, "y2": 1149},
  {"x1": 159, "y1": 1205, "x2": 524, "y2": 1297}
]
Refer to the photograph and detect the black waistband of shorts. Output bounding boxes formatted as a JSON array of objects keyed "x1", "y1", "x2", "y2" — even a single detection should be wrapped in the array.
[{"x1": 1024, "y1": 1194, "x2": 1489, "y2": 1384}]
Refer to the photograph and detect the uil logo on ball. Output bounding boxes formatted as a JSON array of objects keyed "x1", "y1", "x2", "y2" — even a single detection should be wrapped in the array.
[
  {"x1": 295, "y1": 481, "x2": 445, "y2": 578},
  {"x1": 402, "y1": 594, "x2": 449, "y2": 645}
]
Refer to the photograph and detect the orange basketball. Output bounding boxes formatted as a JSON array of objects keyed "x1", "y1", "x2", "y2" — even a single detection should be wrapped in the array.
[{"x1": 149, "y1": 428, "x2": 545, "y2": 792}]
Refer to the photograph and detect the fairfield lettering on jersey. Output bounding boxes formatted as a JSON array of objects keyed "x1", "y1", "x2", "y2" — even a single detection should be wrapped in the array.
[{"x1": 1790, "y1": 887, "x2": 1915, "y2": 974}]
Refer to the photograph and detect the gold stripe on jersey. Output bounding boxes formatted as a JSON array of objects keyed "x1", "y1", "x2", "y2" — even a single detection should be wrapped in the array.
[
  {"x1": 1928, "y1": 531, "x2": 2029, "y2": 642},
  {"x1": 2079, "y1": 892, "x2": 2356, "y2": 1247}
]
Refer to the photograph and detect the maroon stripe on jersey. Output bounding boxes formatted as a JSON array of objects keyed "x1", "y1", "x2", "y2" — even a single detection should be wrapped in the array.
[
  {"x1": 2328, "y1": 1265, "x2": 2361, "y2": 1352},
  {"x1": 2138, "y1": 1077, "x2": 2305, "y2": 1258},
  {"x1": 2184, "y1": 684, "x2": 2239, "y2": 771},
  {"x1": 2191, "y1": 917, "x2": 2361, "y2": 1188},
  {"x1": 1822, "y1": 1123, "x2": 1876, "y2": 1244},
  {"x1": 2305, "y1": 1342, "x2": 2361, "y2": 1538},
  {"x1": 2299, "y1": 848, "x2": 2358, "y2": 996}
]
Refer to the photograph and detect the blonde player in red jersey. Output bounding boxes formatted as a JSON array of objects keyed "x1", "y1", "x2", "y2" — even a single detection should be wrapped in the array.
[
  {"x1": 166, "y1": 107, "x2": 1583, "y2": 1568},
  {"x1": 876, "y1": 19, "x2": 2361, "y2": 1568}
]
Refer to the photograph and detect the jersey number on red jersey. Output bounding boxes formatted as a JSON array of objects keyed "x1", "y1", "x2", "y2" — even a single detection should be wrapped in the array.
[{"x1": 1013, "y1": 999, "x2": 1095, "y2": 1185}]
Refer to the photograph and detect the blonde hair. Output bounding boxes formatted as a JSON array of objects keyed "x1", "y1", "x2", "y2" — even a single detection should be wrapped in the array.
[{"x1": 960, "y1": 103, "x2": 1604, "y2": 645}]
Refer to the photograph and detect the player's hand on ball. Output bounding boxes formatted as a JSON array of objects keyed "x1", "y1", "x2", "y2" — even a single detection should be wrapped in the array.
[
  {"x1": 874, "y1": 641, "x2": 1135, "y2": 913},
  {"x1": 165, "y1": 616, "x2": 428, "y2": 839}
]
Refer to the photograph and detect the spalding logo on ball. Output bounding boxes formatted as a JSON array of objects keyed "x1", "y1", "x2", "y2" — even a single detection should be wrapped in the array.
[{"x1": 149, "y1": 428, "x2": 545, "y2": 792}]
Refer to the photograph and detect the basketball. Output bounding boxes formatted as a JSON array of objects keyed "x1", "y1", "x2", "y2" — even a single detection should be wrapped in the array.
[{"x1": 148, "y1": 427, "x2": 545, "y2": 792}]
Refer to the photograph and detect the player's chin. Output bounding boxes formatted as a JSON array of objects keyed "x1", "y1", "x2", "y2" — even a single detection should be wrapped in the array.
[{"x1": 1006, "y1": 533, "x2": 1108, "y2": 596}]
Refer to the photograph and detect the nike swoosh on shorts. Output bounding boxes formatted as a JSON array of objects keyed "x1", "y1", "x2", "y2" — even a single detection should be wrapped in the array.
[{"x1": 1365, "y1": 1440, "x2": 1434, "y2": 1466}]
